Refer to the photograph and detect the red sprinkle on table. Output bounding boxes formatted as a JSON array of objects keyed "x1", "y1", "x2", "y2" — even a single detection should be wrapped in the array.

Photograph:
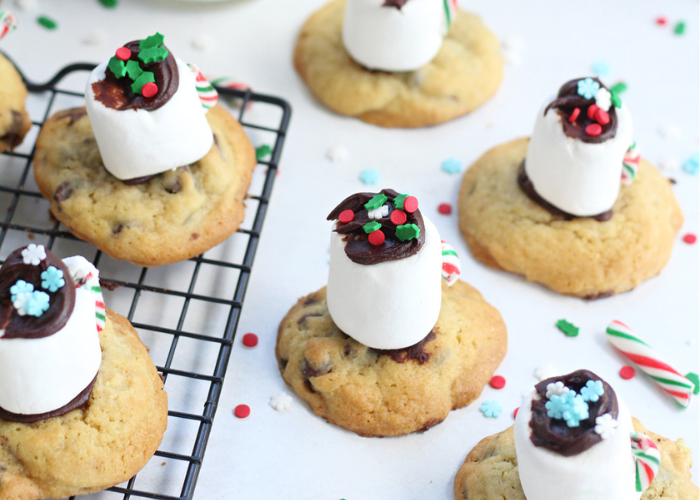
[
  {"x1": 234, "y1": 404, "x2": 250, "y2": 418},
  {"x1": 586, "y1": 123, "x2": 602, "y2": 136},
  {"x1": 595, "y1": 108, "x2": 610, "y2": 125},
  {"x1": 513, "y1": 407, "x2": 519, "y2": 419},
  {"x1": 242, "y1": 333, "x2": 258, "y2": 347},
  {"x1": 403, "y1": 196, "x2": 419, "y2": 213},
  {"x1": 683, "y1": 233, "x2": 697, "y2": 244},
  {"x1": 587, "y1": 104, "x2": 599, "y2": 120},
  {"x1": 142, "y1": 82, "x2": 158, "y2": 98},
  {"x1": 490, "y1": 375, "x2": 506, "y2": 389},
  {"x1": 656, "y1": 16, "x2": 667, "y2": 26},
  {"x1": 368, "y1": 230, "x2": 385, "y2": 246},
  {"x1": 620, "y1": 366, "x2": 636, "y2": 380},
  {"x1": 568, "y1": 107, "x2": 580, "y2": 123},
  {"x1": 338, "y1": 209, "x2": 355, "y2": 224},
  {"x1": 390, "y1": 209, "x2": 407, "y2": 225},
  {"x1": 115, "y1": 47, "x2": 131, "y2": 61},
  {"x1": 438, "y1": 203, "x2": 452, "y2": 215}
]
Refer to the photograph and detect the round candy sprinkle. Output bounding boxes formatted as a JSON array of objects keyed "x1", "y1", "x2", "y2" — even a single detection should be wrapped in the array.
[
  {"x1": 234, "y1": 404, "x2": 250, "y2": 418},
  {"x1": 595, "y1": 108, "x2": 610, "y2": 125},
  {"x1": 403, "y1": 196, "x2": 418, "y2": 213},
  {"x1": 490, "y1": 375, "x2": 506, "y2": 389},
  {"x1": 338, "y1": 209, "x2": 355, "y2": 224},
  {"x1": 568, "y1": 107, "x2": 580, "y2": 123},
  {"x1": 586, "y1": 123, "x2": 602, "y2": 136},
  {"x1": 115, "y1": 47, "x2": 131, "y2": 61},
  {"x1": 683, "y1": 233, "x2": 697, "y2": 244},
  {"x1": 587, "y1": 104, "x2": 599, "y2": 120},
  {"x1": 390, "y1": 209, "x2": 407, "y2": 225},
  {"x1": 368, "y1": 230, "x2": 385, "y2": 246},
  {"x1": 656, "y1": 16, "x2": 667, "y2": 26},
  {"x1": 513, "y1": 407, "x2": 519, "y2": 419},
  {"x1": 438, "y1": 203, "x2": 452, "y2": 215},
  {"x1": 242, "y1": 333, "x2": 258, "y2": 347},
  {"x1": 142, "y1": 82, "x2": 158, "y2": 98},
  {"x1": 620, "y1": 366, "x2": 636, "y2": 380}
]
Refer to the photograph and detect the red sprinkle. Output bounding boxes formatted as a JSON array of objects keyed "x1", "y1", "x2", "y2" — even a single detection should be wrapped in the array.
[
  {"x1": 595, "y1": 108, "x2": 610, "y2": 125},
  {"x1": 490, "y1": 375, "x2": 506, "y2": 389},
  {"x1": 620, "y1": 366, "x2": 636, "y2": 380},
  {"x1": 683, "y1": 233, "x2": 697, "y2": 244},
  {"x1": 115, "y1": 47, "x2": 131, "y2": 61},
  {"x1": 368, "y1": 230, "x2": 385, "y2": 246},
  {"x1": 142, "y1": 82, "x2": 158, "y2": 98},
  {"x1": 234, "y1": 404, "x2": 250, "y2": 418},
  {"x1": 587, "y1": 104, "x2": 599, "y2": 120},
  {"x1": 390, "y1": 209, "x2": 407, "y2": 225},
  {"x1": 242, "y1": 333, "x2": 258, "y2": 347},
  {"x1": 438, "y1": 203, "x2": 452, "y2": 215},
  {"x1": 403, "y1": 196, "x2": 419, "y2": 214},
  {"x1": 586, "y1": 123, "x2": 602, "y2": 136},
  {"x1": 513, "y1": 407, "x2": 519, "y2": 419},
  {"x1": 656, "y1": 16, "x2": 667, "y2": 26},
  {"x1": 568, "y1": 107, "x2": 581, "y2": 123},
  {"x1": 338, "y1": 209, "x2": 355, "y2": 224}
]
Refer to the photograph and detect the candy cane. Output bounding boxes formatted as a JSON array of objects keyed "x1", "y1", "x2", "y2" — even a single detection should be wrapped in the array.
[
  {"x1": 209, "y1": 76, "x2": 252, "y2": 109},
  {"x1": 187, "y1": 63, "x2": 218, "y2": 111},
  {"x1": 621, "y1": 142, "x2": 640, "y2": 186},
  {"x1": 442, "y1": 0, "x2": 458, "y2": 30},
  {"x1": 0, "y1": 10, "x2": 18, "y2": 42},
  {"x1": 440, "y1": 240, "x2": 461, "y2": 286},
  {"x1": 630, "y1": 432, "x2": 660, "y2": 492},
  {"x1": 606, "y1": 320, "x2": 694, "y2": 408}
]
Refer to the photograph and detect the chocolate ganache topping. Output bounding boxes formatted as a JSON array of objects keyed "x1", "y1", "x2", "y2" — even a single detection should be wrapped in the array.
[
  {"x1": 529, "y1": 370, "x2": 619, "y2": 457},
  {"x1": 327, "y1": 189, "x2": 425, "y2": 265},
  {"x1": 383, "y1": 0, "x2": 409, "y2": 9},
  {"x1": 0, "y1": 246, "x2": 76, "y2": 340},
  {"x1": 92, "y1": 34, "x2": 179, "y2": 112},
  {"x1": 544, "y1": 77, "x2": 618, "y2": 144}
]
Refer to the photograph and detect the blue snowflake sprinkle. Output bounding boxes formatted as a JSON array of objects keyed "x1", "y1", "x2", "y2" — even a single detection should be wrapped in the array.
[
  {"x1": 10, "y1": 280, "x2": 34, "y2": 302},
  {"x1": 577, "y1": 78, "x2": 600, "y2": 100},
  {"x1": 545, "y1": 392, "x2": 571, "y2": 419},
  {"x1": 25, "y1": 291, "x2": 50, "y2": 317},
  {"x1": 580, "y1": 380, "x2": 604, "y2": 402},
  {"x1": 359, "y1": 168, "x2": 381, "y2": 185},
  {"x1": 591, "y1": 60, "x2": 611, "y2": 77},
  {"x1": 441, "y1": 157, "x2": 462, "y2": 175},
  {"x1": 562, "y1": 394, "x2": 589, "y2": 427},
  {"x1": 480, "y1": 400, "x2": 503, "y2": 418},
  {"x1": 682, "y1": 151, "x2": 699, "y2": 175},
  {"x1": 41, "y1": 266, "x2": 65, "y2": 292}
]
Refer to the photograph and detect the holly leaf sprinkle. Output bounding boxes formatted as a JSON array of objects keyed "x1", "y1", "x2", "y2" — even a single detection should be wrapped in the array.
[
  {"x1": 394, "y1": 194, "x2": 409, "y2": 210},
  {"x1": 363, "y1": 221, "x2": 381, "y2": 234},
  {"x1": 395, "y1": 223, "x2": 420, "y2": 241},
  {"x1": 365, "y1": 193, "x2": 387, "y2": 211},
  {"x1": 140, "y1": 32, "x2": 165, "y2": 50},
  {"x1": 131, "y1": 71, "x2": 155, "y2": 94},
  {"x1": 108, "y1": 57, "x2": 127, "y2": 78}
]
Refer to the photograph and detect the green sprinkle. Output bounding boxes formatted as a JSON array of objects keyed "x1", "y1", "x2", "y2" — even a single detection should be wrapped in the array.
[
  {"x1": 611, "y1": 92, "x2": 622, "y2": 109},
  {"x1": 556, "y1": 319, "x2": 579, "y2": 337},
  {"x1": 674, "y1": 21, "x2": 686, "y2": 35},
  {"x1": 395, "y1": 223, "x2": 420, "y2": 241},
  {"x1": 363, "y1": 221, "x2": 381, "y2": 234},
  {"x1": 686, "y1": 372, "x2": 700, "y2": 395},
  {"x1": 140, "y1": 32, "x2": 165, "y2": 49},
  {"x1": 394, "y1": 194, "x2": 408, "y2": 210},
  {"x1": 99, "y1": 0, "x2": 118, "y2": 7},
  {"x1": 37, "y1": 15, "x2": 57, "y2": 30},
  {"x1": 139, "y1": 46, "x2": 169, "y2": 64},
  {"x1": 609, "y1": 82, "x2": 627, "y2": 95},
  {"x1": 255, "y1": 145, "x2": 271, "y2": 160},
  {"x1": 364, "y1": 193, "x2": 387, "y2": 211},
  {"x1": 125, "y1": 60, "x2": 143, "y2": 80},
  {"x1": 131, "y1": 71, "x2": 155, "y2": 94},
  {"x1": 108, "y1": 57, "x2": 127, "y2": 78}
]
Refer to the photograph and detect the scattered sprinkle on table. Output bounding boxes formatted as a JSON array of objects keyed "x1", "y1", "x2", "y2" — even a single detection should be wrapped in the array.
[
  {"x1": 682, "y1": 152, "x2": 699, "y2": 174},
  {"x1": 591, "y1": 60, "x2": 611, "y2": 77},
  {"x1": 242, "y1": 333, "x2": 258, "y2": 347},
  {"x1": 609, "y1": 81, "x2": 628, "y2": 96},
  {"x1": 685, "y1": 373, "x2": 700, "y2": 395},
  {"x1": 37, "y1": 15, "x2": 57, "y2": 30},
  {"x1": 98, "y1": 0, "x2": 118, "y2": 7},
  {"x1": 438, "y1": 203, "x2": 452, "y2": 215},
  {"x1": 674, "y1": 21, "x2": 686, "y2": 35},
  {"x1": 441, "y1": 157, "x2": 462, "y2": 174},
  {"x1": 15, "y1": 0, "x2": 37, "y2": 12},
  {"x1": 490, "y1": 375, "x2": 506, "y2": 389},
  {"x1": 683, "y1": 233, "x2": 697, "y2": 245},
  {"x1": 270, "y1": 393, "x2": 293, "y2": 413},
  {"x1": 659, "y1": 157, "x2": 680, "y2": 172},
  {"x1": 556, "y1": 319, "x2": 579, "y2": 337},
  {"x1": 326, "y1": 146, "x2": 349, "y2": 163},
  {"x1": 234, "y1": 404, "x2": 251, "y2": 419},
  {"x1": 534, "y1": 364, "x2": 558, "y2": 381},
  {"x1": 656, "y1": 16, "x2": 667, "y2": 26},
  {"x1": 192, "y1": 34, "x2": 215, "y2": 51},
  {"x1": 513, "y1": 407, "x2": 519, "y2": 419},
  {"x1": 256, "y1": 144, "x2": 271, "y2": 160},
  {"x1": 659, "y1": 124, "x2": 682, "y2": 139},
  {"x1": 620, "y1": 366, "x2": 636, "y2": 380},
  {"x1": 480, "y1": 400, "x2": 503, "y2": 418},
  {"x1": 359, "y1": 168, "x2": 381, "y2": 185}
]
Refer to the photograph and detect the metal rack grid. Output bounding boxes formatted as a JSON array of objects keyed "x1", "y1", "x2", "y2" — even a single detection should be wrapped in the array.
[{"x1": 0, "y1": 58, "x2": 292, "y2": 500}]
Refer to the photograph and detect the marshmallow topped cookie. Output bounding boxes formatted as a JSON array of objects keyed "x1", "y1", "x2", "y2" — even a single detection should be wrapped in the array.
[
  {"x1": 522, "y1": 77, "x2": 635, "y2": 218},
  {"x1": 0, "y1": 245, "x2": 103, "y2": 422},
  {"x1": 343, "y1": 0, "x2": 457, "y2": 72},
  {"x1": 86, "y1": 33, "x2": 213, "y2": 181}
]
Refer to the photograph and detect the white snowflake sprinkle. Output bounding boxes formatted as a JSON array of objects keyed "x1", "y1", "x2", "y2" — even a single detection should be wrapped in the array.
[
  {"x1": 534, "y1": 364, "x2": 559, "y2": 381},
  {"x1": 659, "y1": 157, "x2": 681, "y2": 172},
  {"x1": 501, "y1": 37, "x2": 524, "y2": 66},
  {"x1": 15, "y1": 0, "x2": 37, "y2": 12},
  {"x1": 270, "y1": 393, "x2": 293, "y2": 413},
  {"x1": 192, "y1": 34, "x2": 215, "y2": 51},
  {"x1": 21, "y1": 244, "x2": 46, "y2": 266},
  {"x1": 595, "y1": 413, "x2": 618, "y2": 439},
  {"x1": 545, "y1": 381, "x2": 570, "y2": 399},
  {"x1": 326, "y1": 146, "x2": 349, "y2": 163},
  {"x1": 368, "y1": 205, "x2": 389, "y2": 220},
  {"x1": 595, "y1": 88, "x2": 612, "y2": 111}
]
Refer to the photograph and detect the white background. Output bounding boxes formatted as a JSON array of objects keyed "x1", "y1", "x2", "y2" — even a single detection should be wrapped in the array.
[{"x1": 1, "y1": 0, "x2": 698, "y2": 498}]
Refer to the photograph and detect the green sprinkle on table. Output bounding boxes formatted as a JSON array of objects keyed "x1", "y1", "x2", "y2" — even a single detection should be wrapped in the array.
[
  {"x1": 556, "y1": 319, "x2": 579, "y2": 337},
  {"x1": 256, "y1": 144, "x2": 271, "y2": 160},
  {"x1": 609, "y1": 82, "x2": 627, "y2": 95},
  {"x1": 99, "y1": 0, "x2": 118, "y2": 7},
  {"x1": 37, "y1": 15, "x2": 57, "y2": 30},
  {"x1": 674, "y1": 21, "x2": 686, "y2": 35},
  {"x1": 686, "y1": 372, "x2": 700, "y2": 395}
]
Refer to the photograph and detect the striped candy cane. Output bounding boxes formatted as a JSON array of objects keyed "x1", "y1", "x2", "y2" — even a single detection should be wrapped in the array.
[
  {"x1": 442, "y1": 0, "x2": 458, "y2": 31},
  {"x1": 606, "y1": 320, "x2": 694, "y2": 408},
  {"x1": 630, "y1": 432, "x2": 660, "y2": 492},
  {"x1": 209, "y1": 76, "x2": 252, "y2": 109},
  {"x1": 621, "y1": 142, "x2": 640, "y2": 185},
  {"x1": 0, "y1": 10, "x2": 18, "y2": 42},
  {"x1": 187, "y1": 63, "x2": 218, "y2": 112},
  {"x1": 440, "y1": 240, "x2": 461, "y2": 286}
]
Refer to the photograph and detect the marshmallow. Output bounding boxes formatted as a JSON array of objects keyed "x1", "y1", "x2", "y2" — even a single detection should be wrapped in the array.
[
  {"x1": 327, "y1": 215, "x2": 442, "y2": 350},
  {"x1": 342, "y1": 0, "x2": 452, "y2": 72},
  {"x1": 524, "y1": 100, "x2": 634, "y2": 217},
  {"x1": 85, "y1": 57, "x2": 213, "y2": 181},
  {"x1": 514, "y1": 390, "x2": 641, "y2": 500},
  {"x1": 0, "y1": 256, "x2": 102, "y2": 416}
]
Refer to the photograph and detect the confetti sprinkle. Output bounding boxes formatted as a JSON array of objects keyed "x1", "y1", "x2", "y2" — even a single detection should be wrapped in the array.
[
  {"x1": 513, "y1": 407, "x2": 519, "y2": 418},
  {"x1": 682, "y1": 152, "x2": 699, "y2": 174},
  {"x1": 586, "y1": 104, "x2": 599, "y2": 120},
  {"x1": 390, "y1": 209, "x2": 407, "y2": 225},
  {"x1": 359, "y1": 168, "x2": 381, "y2": 185},
  {"x1": 591, "y1": 60, "x2": 611, "y2": 77},
  {"x1": 596, "y1": 108, "x2": 610, "y2": 125},
  {"x1": 674, "y1": 21, "x2": 686, "y2": 35},
  {"x1": 116, "y1": 47, "x2": 131, "y2": 61},
  {"x1": 368, "y1": 230, "x2": 385, "y2": 246},
  {"x1": 586, "y1": 123, "x2": 602, "y2": 137},
  {"x1": 256, "y1": 144, "x2": 272, "y2": 160},
  {"x1": 36, "y1": 15, "x2": 56, "y2": 30},
  {"x1": 620, "y1": 366, "x2": 636, "y2": 380},
  {"x1": 490, "y1": 375, "x2": 506, "y2": 389},
  {"x1": 480, "y1": 400, "x2": 503, "y2": 418},
  {"x1": 441, "y1": 157, "x2": 462, "y2": 174},
  {"x1": 326, "y1": 146, "x2": 349, "y2": 163},
  {"x1": 234, "y1": 404, "x2": 250, "y2": 419},
  {"x1": 683, "y1": 233, "x2": 697, "y2": 244},
  {"x1": 685, "y1": 373, "x2": 699, "y2": 395},
  {"x1": 242, "y1": 333, "x2": 258, "y2": 347},
  {"x1": 656, "y1": 16, "x2": 667, "y2": 26},
  {"x1": 270, "y1": 393, "x2": 293, "y2": 413},
  {"x1": 437, "y1": 203, "x2": 452, "y2": 215},
  {"x1": 556, "y1": 319, "x2": 579, "y2": 337},
  {"x1": 141, "y1": 82, "x2": 158, "y2": 98},
  {"x1": 403, "y1": 196, "x2": 418, "y2": 213},
  {"x1": 98, "y1": 0, "x2": 118, "y2": 7},
  {"x1": 338, "y1": 209, "x2": 355, "y2": 224},
  {"x1": 568, "y1": 107, "x2": 580, "y2": 123},
  {"x1": 192, "y1": 34, "x2": 215, "y2": 51}
]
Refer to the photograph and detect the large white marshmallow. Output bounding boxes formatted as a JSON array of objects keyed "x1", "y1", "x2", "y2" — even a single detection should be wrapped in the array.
[
  {"x1": 0, "y1": 256, "x2": 102, "y2": 416},
  {"x1": 85, "y1": 57, "x2": 213, "y2": 181},
  {"x1": 342, "y1": 0, "x2": 451, "y2": 72},
  {"x1": 524, "y1": 100, "x2": 634, "y2": 217},
  {"x1": 514, "y1": 389, "x2": 641, "y2": 500},
  {"x1": 327, "y1": 215, "x2": 442, "y2": 350}
]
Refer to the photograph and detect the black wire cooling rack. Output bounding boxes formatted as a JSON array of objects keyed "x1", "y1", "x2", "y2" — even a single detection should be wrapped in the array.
[{"x1": 0, "y1": 57, "x2": 291, "y2": 500}]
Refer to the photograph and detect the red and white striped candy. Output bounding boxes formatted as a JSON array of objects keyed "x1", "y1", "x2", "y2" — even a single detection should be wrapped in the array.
[
  {"x1": 208, "y1": 76, "x2": 252, "y2": 109},
  {"x1": 73, "y1": 270, "x2": 106, "y2": 332},
  {"x1": 621, "y1": 142, "x2": 640, "y2": 185},
  {"x1": 630, "y1": 432, "x2": 660, "y2": 492},
  {"x1": 187, "y1": 63, "x2": 218, "y2": 111},
  {"x1": 443, "y1": 0, "x2": 458, "y2": 30},
  {"x1": 440, "y1": 240, "x2": 461, "y2": 286},
  {"x1": 606, "y1": 320, "x2": 694, "y2": 408},
  {"x1": 0, "y1": 10, "x2": 18, "y2": 42}
]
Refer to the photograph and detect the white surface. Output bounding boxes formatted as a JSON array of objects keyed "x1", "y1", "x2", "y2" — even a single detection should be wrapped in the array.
[{"x1": 1, "y1": 0, "x2": 698, "y2": 498}]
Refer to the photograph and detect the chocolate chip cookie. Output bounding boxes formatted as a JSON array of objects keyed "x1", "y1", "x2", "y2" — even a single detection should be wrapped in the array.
[
  {"x1": 0, "y1": 53, "x2": 31, "y2": 153},
  {"x1": 276, "y1": 280, "x2": 507, "y2": 437}
]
